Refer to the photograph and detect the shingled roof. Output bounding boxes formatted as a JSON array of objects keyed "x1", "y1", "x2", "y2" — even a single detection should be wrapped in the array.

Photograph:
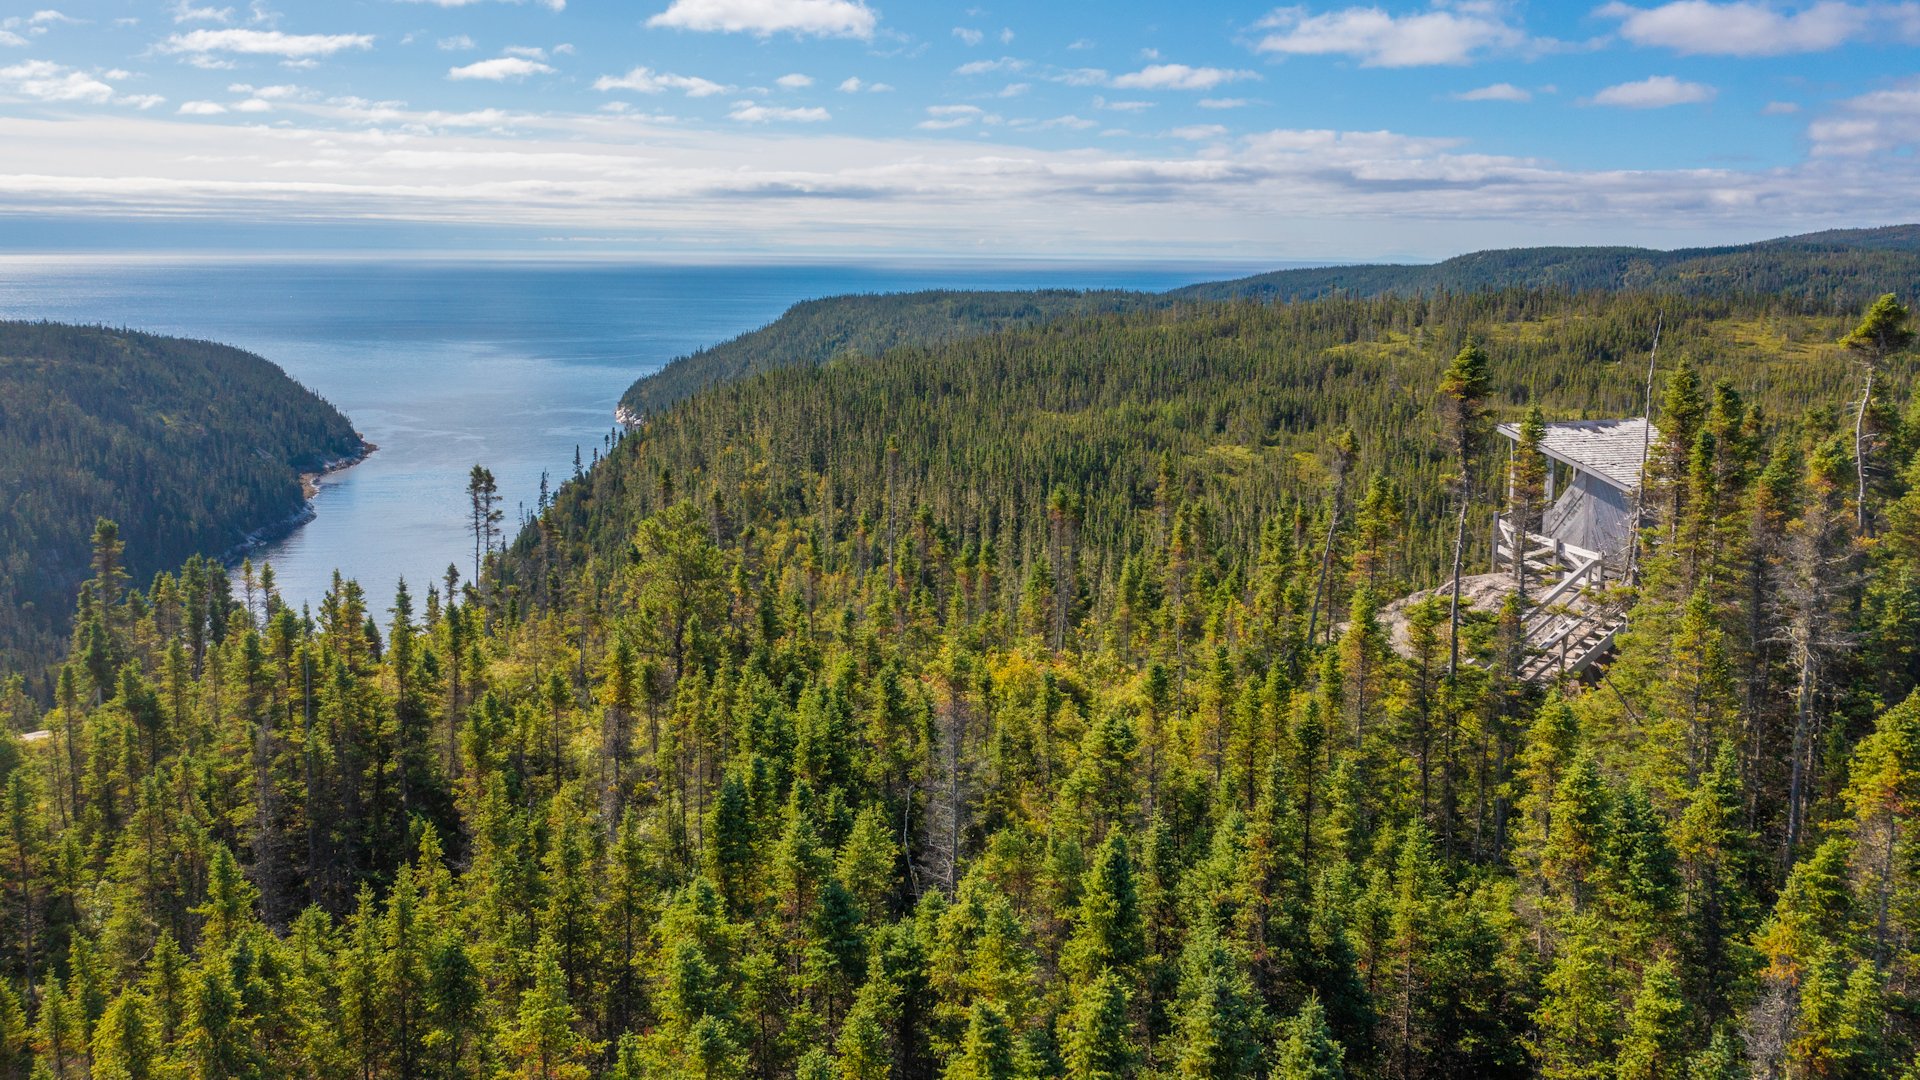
[{"x1": 1495, "y1": 418, "x2": 1658, "y2": 493}]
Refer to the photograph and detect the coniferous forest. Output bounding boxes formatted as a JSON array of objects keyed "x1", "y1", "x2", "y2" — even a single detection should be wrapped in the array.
[
  {"x1": 620, "y1": 224, "x2": 1920, "y2": 424},
  {"x1": 7, "y1": 282, "x2": 1920, "y2": 1080},
  {"x1": 0, "y1": 322, "x2": 366, "y2": 684}
]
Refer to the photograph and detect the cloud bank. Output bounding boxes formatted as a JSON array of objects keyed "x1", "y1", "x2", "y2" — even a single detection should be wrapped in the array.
[{"x1": 646, "y1": 0, "x2": 876, "y2": 40}]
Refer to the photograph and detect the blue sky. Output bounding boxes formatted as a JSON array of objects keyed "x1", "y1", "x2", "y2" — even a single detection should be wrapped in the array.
[{"x1": 2, "y1": 0, "x2": 1917, "y2": 261}]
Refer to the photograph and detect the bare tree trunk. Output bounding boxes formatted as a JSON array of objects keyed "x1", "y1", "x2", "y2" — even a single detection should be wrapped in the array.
[
  {"x1": 1783, "y1": 638, "x2": 1817, "y2": 864},
  {"x1": 254, "y1": 700, "x2": 282, "y2": 923},
  {"x1": 1447, "y1": 498, "x2": 1469, "y2": 680},
  {"x1": 921, "y1": 678, "x2": 968, "y2": 897},
  {"x1": 945, "y1": 712, "x2": 962, "y2": 895},
  {"x1": 1856, "y1": 365, "x2": 1875, "y2": 537},
  {"x1": 1628, "y1": 315, "x2": 1661, "y2": 583},
  {"x1": 1874, "y1": 807, "x2": 1897, "y2": 966},
  {"x1": 886, "y1": 441, "x2": 900, "y2": 591},
  {"x1": 446, "y1": 632, "x2": 462, "y2": 780},
  {"x1": 1306, "y1": 500, "x2": 1343, "y2": 648}
]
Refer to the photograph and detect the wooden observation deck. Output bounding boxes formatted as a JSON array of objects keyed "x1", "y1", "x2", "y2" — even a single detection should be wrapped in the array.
[{"x1": 1491, "y1": 418, "x2": 1656, "y2": 683}]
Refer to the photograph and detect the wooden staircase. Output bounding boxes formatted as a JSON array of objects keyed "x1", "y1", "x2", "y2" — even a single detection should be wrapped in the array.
[
  {"x1": 1516, "y1": 605, "x2": 1626, "y2": 682},
  {"x1": 1494, "y1": 517, "x2": 1627, "y2": 684}
]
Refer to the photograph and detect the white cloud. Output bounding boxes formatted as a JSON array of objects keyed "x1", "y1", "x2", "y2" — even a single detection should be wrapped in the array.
[
  {"x1": 0, "y1": 59, "x2": 113, "y2": 103},
  {"x1": 837, "y1": 75, "x2": 863, "y2": 91},
  {"x1": 918, "y1": 104, "x2": 984, "y2": 130},
  {"x1": 1254, "y1": 5, "x2": 1528, "y2": 66},
  {"x1": 954, "y1": 56, "x2": 1026, "y2": 76},
  {"x1": 437, "y1": 34, "x2": 475, "y2": 50},
  {"x1": 1092, "y1": 95, "x2": 1154, "y2": 112},
  {"x1": 503, "y1": 45, "x2": 548, "y2": 59},
  {"x1": 952, "y1": 26, "x2": 983, "y2": 45},
  {"x1": 648, "y1": 0, "x2": 876, "y2": 39},
  {"x1": 0, "y1": 32, "x2": 24, "y2": 47},
  {"x1": 160, "y1": 28, "x2": 374, "y2": 59},
  {"x1": 1586, "y1": 75, "x2": 1716, "y2": 108},
  {"x1": 1198, "y1": 97, "x2": 1250, "y2": 109},
  {"x1": 28, "y1": 11, "x2": 81, "y2": 26},
  {"x1": 229, "y1": 82, "x2": 303, "y2": 99},
  {"x1": 1169, "y1": 124, "x2": 1228, "y2": 140},
  {"x1": 8, "y1": 105, "x2": 1920, "y2": 261},
  {"x1": 177, "y1": 99, "x2": 227, "y2": 114},
  {"x1": 1597, "y1": 1, "x2": 1873, "y2": 56},
  {"x1": 1453, "y1": 82, "x2": 1531, "y2": 103},
  {"x1": 1763, "y1": 100, "x2": 1800, "y2": 115},
  {"x1": 1010, "y1": 113, "x2": 1097, "y2": 130},
  {"x1": 1809, "y1": 77, "x2": 1920, "y2": 155},
  {"x1": 776, "y1": 72, "x2": 813, "y2": 88},
  {"x1": 594, "y1": 66, "x2": 729, "y2": 97},
  {"x1": 234, "y1": 96, "x2": 273, "y2": 111},
  {"x1": 728, "y1": 99, "x2": 830, "y2": 122},
  {"x1": 119, "y1": 93, "x2": 165, "y2": 109},
  {"x1": 172, "y1": 1, "x2": 234, "y2": 23},
  {"x1": 399, "y1": 0, "x2": 565, "y2": 9},
  {"x1": 448, "y1": 56, "x2": 554, "y2": 81},
  {"x1": 1109, "y1": 64, "x2": 1258, "y2": 91}
]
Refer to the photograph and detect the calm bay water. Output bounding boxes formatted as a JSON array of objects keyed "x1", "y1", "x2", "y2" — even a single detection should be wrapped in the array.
[{"x1": 0, "y1": 259, "x2": 1228, "y2": 612}]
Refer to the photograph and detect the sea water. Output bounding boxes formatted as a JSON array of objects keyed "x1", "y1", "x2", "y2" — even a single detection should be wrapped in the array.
[{"x1": 0, "y1": 258, "x2": 1233, "y2": 612}]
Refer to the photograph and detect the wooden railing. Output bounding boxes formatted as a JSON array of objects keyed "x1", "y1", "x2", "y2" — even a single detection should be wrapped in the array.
[{"x1": 1492, "y1": 517, "x2": 1614, "y2": 650}]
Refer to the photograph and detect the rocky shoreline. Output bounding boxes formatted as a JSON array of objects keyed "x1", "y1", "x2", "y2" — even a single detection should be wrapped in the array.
[{"x1": 223, "y1": 438, "x2": 376, "y2": 566}]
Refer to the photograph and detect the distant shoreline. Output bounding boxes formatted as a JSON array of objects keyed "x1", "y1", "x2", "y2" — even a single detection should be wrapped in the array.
[
  {"x1": 300, "y1": 438, "x2": 377, "y2": 499},
  {"x1": 226, "y1": 437, "x2": 376, "y2": 567}
]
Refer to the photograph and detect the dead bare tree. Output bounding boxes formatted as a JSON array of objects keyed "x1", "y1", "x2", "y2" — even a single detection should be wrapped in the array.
[
  {"x1": 1773, "y1": 455, "x2": 1857, "y2": 864},
  {"x1": 1840, "y1": 294, "x2": 1914, "y2": 538},
  {"x1": 1305, "y1": 428, "x2": 1359, "y2": 649}
]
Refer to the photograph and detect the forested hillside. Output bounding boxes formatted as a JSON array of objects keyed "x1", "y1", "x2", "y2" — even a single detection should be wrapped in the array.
[
  {"x1": 598, "y1": 290, "x2": 1872, "y2": 596},
  {"x1": 0, "y1": 322, "x2": 365, "y2": 686},
  {"x1": 1173, "y1": 224, "x2": 1920, "y2": 306},
  {"x1": 618, "y1": 290, "x2": 1149, "y2": 419},
  {"x1": 1, "y1": 286, "x2": 1918, "y2": 1077},
  {"x1": 617, "y1": 226, "x2": 1919, "y2": 426}
]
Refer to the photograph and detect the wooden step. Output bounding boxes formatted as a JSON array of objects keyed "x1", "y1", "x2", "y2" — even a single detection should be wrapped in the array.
[{"x1": 1514, "y1": 613, "x2": 1625, "y2": 684}]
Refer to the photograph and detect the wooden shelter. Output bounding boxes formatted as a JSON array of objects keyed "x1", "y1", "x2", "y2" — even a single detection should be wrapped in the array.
[{"x1": 1490, "y1": 417, "x2": 1658, "y2": 682}]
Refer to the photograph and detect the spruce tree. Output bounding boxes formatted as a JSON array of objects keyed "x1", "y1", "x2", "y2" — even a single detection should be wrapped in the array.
[
  {"x1": 1062, "y1": 832, "x2": 1143, "y2": 983},
  {"x1": 1615, "y1": 957, "x2": 1689, "y2": 1080},
  {"x1": 1437, "y1": 340, "x2": 1491, "y2": 682},
  {"x1": 944, "y1": 1000, "x2": 1017, "y2": 1080},
  {"x1": 1061, "y1": 970, "x2": 1136, "y2": 1080},
  {"x1": 1271, "y1": 996, "x2": 1345, "y2": 1080},
  {"x1": 1169, "y1": 923, "x2": 1266, "y2": 1080}
]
